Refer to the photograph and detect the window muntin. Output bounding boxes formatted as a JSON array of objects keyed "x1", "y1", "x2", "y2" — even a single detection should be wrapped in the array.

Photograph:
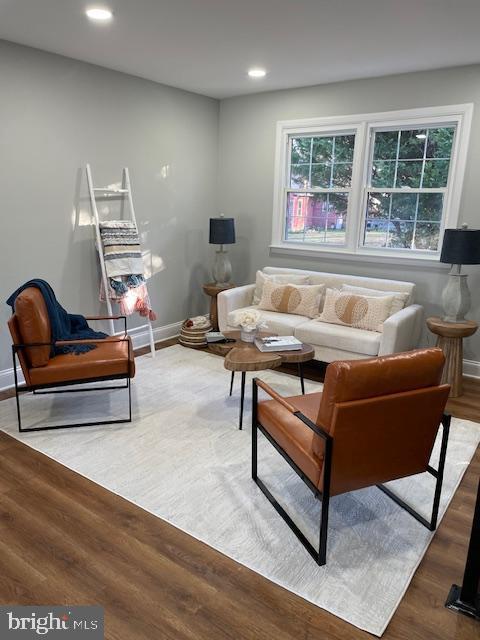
[
  {"x1": 363, "y1": 125, "x2": 455, "y2": 252},
  {"x1": 285, "y1": 133, "x2": 355, "y2": 245}
]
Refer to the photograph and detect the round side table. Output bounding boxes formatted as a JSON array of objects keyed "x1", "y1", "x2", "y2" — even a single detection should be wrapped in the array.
[
  {"x1": 202, "y1": 282, "x2": 235, "y2": 331},
  {"x1": 426, "y1": 316, "x2": 478, "y2": 398}
]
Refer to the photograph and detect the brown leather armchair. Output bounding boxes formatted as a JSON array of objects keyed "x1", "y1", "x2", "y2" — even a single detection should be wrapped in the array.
[
  {"x1": 8, "y1": 287, "x2": 135, "y2": 432},
  {"x1": 252, "y1": 348, "x2": 451, "y2": 566}
]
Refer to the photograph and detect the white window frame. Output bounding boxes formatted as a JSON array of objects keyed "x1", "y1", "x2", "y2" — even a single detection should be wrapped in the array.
[{"x1": 271, "y1": 104, "x2": 473, "y2": 265}]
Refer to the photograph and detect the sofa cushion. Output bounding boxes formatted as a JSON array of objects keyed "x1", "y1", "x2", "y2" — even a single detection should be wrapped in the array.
[
  {"x1": 258, "y1": 281, "x2": 325, "y2": 318},
  {"x1": 294, "y1": 320, "x2": 381, "y2": 356},
  {"x1": 341, "y1": 284, "x2": 409, "y2": 316},
  {"x1": 262, "y1": 267, "x2": 415, "y2": 305},
  {"x1": 319, "y1": 288, "x2": 394, "y2": 332},
  {"x1": 252, "y1": 271, "x2": 311, "y2": 305},
  {"x1": 227, "y1": 306, "x2": 309, "y2": 334}
]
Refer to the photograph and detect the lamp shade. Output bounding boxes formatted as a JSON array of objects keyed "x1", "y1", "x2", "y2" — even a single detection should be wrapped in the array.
[
  {"x1": 209, "y1": 217, "x2": 235, "y2": 245},
  {"x1": 440, "y1": 228, "x2": 480, "y2": 265}
]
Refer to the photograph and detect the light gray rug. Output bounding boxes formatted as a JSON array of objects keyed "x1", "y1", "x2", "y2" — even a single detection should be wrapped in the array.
[{"x1": 1, "y1": 345, "x2": 479, "y2": 636}]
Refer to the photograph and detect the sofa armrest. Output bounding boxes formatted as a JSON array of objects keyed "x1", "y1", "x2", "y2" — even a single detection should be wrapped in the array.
[
  {"x1": 378, "y1": 304, "x2": 424, "y2": 355},
  {"x1": 217, "y1": 284, "x2": 255, "y2": 332}
]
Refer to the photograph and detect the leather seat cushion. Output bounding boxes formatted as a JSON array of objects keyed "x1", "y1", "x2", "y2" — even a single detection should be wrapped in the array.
[
  {"x1": 227, "y1": 306, "x2": 309, "y2": 333},
  {"x1": 257, "y1": 392, "x2": 324, "y2": 487},
  {"x1": 29, "y1": 336, "x2": 135, "y2": 386},
  {"x1": 294, "y1": 320, "x2": 381, "y2": 357},
  {"x1": 14, "y1": 288, "x2": 51, "y2": 367}
]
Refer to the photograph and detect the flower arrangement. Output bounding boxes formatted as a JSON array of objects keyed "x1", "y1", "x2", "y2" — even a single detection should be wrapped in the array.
[
  {"x1": 232, "y1": 309, "x2": 264, "y2": 342},
  {"x1": 232, "y1": 308, "x2": 262, "y2": 331}
]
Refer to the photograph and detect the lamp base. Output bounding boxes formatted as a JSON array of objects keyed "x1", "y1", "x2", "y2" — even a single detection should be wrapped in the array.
[
  {"x1": 212, "y1": 249, "x2": 232, "y2": 285},
  {"x1": 441, "y1": 273, "x2": 471, "y2": 323}
]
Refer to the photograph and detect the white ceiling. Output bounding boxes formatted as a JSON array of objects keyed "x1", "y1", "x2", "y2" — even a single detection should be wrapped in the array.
[{"x1": 1, "y1": 0, "x2": 480, "y2": 99}]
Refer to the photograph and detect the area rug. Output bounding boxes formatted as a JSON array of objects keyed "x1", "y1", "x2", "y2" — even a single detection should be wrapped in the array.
[{"x1": 1, "y1": 345, "x2": 479, "y2": 636}]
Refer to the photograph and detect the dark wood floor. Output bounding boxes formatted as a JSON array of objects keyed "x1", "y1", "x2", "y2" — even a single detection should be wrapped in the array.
[{"x1": 0, "y1": 339, "x2": 479, "y2": 639}]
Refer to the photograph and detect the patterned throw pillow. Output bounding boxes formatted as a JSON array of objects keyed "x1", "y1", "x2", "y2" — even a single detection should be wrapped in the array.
[
  {"x1": 319, "y1": 288, "x2": 394, "y2": 332},
  {"x1": 258, "y1": 281, "x2": 325, "y2": 318},
  {"x1": 341, "y1": 284, "x2": 409, "y2": 316},
  {"x1": 252, "y1": 271, "x2": 311, "y2": 305}
]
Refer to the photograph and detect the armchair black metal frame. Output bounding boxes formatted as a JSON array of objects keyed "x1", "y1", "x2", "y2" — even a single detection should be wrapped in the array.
[
  {"x1": 12, "y1": 315, "x2": 132, "y2": 433},
  {"x1": 445, "y1": 476, "x2": 480, "y2": 620},
  {"x1": 252, "y1": 377, "x2": 451, "y2": 566},
  {"x1": 252, "y1": 377, "x2": 333, "y2": 566}
]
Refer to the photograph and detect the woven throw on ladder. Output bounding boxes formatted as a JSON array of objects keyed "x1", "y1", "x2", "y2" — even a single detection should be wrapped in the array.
[
  {"x1": 99, "y1": 220, "x2": 156, "y2": 321},
  {"x1": 100, "y1": 220, "x2": 144, "y2": 278}
]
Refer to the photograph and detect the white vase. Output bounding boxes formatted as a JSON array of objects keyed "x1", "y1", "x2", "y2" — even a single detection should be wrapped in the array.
[{"x1": 240, "y1": 328, "x2": 256, "y2": 343}]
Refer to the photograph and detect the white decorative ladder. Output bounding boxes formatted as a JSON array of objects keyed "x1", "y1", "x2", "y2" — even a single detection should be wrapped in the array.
[{"x1": 86, "y1": 164, "x2": 155, "y2": 357}]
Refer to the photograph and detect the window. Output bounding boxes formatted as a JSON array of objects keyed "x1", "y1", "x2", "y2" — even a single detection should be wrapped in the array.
[
  {"x1": 364, "y1": 126, "x2": 454, "y2": 252},
  {"x1": 272, "y1": 105, "x2": 472, "y2": 262},
  {"x1": 286, "y1": 134, "x2": 354, "y2": 245}
]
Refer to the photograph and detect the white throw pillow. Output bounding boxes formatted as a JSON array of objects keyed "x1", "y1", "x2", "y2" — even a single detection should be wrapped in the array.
[
  {"x1": 252, "y1": 270, "x2": 311, "y2": 305},
  {"x1": 341, "y1": 283, "x2": 409, "y2": 316},
  {"x1": 258, "y1": 281, "x2": 325, "y2": 318},
  {"x1": 319, "y1": 288, "x2": 394, "y2": 332}
]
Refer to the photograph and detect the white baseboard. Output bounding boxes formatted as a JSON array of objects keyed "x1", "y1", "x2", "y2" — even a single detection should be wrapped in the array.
[
  {"x1": 125, "y1": 320, "x2": 183, "y2": 350},
  {"x1": 0, "y1": 320, "x2": 183, "y2": 391},
  {"x1": 0, "y1": 364, "x2": 24, "y2": 391},
  {"x1": 463, "y1": 359, "x2": 480, "y2": 379}
]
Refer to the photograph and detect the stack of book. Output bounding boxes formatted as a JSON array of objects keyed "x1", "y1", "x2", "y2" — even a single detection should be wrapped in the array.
[
  {"x1": 254, "y1": 336, "x2": 303, "y2": 352},
  {"x1": 205, "y1": 332, "x2": 226, "y2": 343}
]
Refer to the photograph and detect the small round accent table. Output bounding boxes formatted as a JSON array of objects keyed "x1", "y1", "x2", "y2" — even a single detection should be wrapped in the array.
[
  {"x1": 209, "y1": 331, "x2": 315, "y2": 429},
  {"x1": 202, "y1": 282, "x2": 235, "y2": 331},
  {"x1": 426, "y1": 316, "x2": 478, "y2": 398}
]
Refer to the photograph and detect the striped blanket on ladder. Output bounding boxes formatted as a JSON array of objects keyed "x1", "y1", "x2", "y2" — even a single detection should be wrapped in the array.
[
  {"x1": 99, "y1": 220, "x2": 144, "y2": 278},
  {"x1": 98, "y1": 221, "x2": 156, "y2": 321}
]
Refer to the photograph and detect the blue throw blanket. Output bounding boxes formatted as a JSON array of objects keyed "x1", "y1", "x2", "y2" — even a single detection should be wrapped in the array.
[{"x1": 6, "y1": 279, "x2": 108, "y2": 356}]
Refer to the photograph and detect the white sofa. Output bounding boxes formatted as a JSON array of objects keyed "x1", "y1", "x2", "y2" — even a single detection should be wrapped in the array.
[{"x1": 217, "y1": 267, "x2": 424, "y2": 362}]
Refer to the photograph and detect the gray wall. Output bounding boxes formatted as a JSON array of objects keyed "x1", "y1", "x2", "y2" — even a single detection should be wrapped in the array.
[
  {"x1": 218, "y1": 65, "x2": 480, "y2": 362},
  {"x1": 0, "y1": 40, "x2": 218, "y2": 373},
  {"x1": 2, "y1": 41, "x2": 480, "y2": 375}
]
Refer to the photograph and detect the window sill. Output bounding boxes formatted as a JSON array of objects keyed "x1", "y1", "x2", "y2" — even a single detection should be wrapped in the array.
[{"x1": 269, "y1": 243, "x2": 451, "y2": 270}]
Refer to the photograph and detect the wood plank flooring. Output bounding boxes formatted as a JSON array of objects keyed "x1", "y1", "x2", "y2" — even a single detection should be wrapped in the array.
[{"x1": 0, "y1": 338, "x2": 479, "y2": 639}]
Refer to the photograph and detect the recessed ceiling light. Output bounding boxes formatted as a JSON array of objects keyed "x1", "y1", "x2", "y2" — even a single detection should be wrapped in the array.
[
  {"x1": 416, "y1": 133, "x2": 427, "y2": 139},
  {"x1": 248, "y1": 68, "x2": 267, "y2": 78},
  {"x1": 86, "y1": 7, "x2": 113, "y2": 21}
]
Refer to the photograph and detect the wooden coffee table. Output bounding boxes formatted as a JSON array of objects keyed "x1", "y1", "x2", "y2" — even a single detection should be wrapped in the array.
[{"x1": 209, "y1": 331, "x2": 315, "y2": 429}]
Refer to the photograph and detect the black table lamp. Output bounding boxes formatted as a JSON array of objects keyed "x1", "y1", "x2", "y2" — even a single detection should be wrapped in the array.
[
  {"x1": 440, "y1": 225, "x2": 480, "y2": 322},
  {"x1": 209, "y1": 215, "x2": 235, "y2": 285}
]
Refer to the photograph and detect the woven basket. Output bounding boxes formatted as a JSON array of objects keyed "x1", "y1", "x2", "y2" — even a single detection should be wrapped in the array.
[{"x1": 179, "y1": 319, "x2": 212, "y2": 349}]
